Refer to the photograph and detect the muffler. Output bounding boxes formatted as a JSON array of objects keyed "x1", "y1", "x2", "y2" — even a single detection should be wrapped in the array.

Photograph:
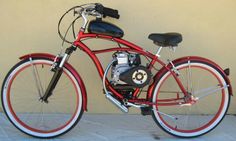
[{"x1": 105, "y1": 93, "x2": 128, "y2": 113}]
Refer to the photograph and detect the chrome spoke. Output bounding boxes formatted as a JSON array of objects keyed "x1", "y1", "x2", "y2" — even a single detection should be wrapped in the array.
[
  {"x1": 155, "y1": 110, "x2": 178, "y2": 120},
  {"x1": 194, "y1": 85, "x2": 228, "y2": 100},
  {"x1": 188, "y1": 60, "x2": 194, "y2": 93},
  {"x1": 29, "y1": 58, "x2": 44, "y2": 98}
]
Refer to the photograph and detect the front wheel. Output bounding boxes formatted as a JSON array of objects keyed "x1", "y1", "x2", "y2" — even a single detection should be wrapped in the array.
[
  {"x1": 151, "y1": 59, "x2": 230, "y2": 138},
  {"x1": 1, "y1": 57, "x2": 84, "y2": 138}
]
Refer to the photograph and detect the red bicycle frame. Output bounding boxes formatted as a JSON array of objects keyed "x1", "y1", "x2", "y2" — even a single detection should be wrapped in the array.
[
  {"x1": 10, "y1": 4, "x2": 232, "y2": 138},
  {"x1": 72, "y1": 29, "x2": 188, "y2": 106}
]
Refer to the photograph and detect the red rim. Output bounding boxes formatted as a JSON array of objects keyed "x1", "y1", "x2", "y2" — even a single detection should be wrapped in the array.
[
  {"x1": 155, "y1": 63, "x2": 225, "y2": 133},
  {"x1": 6, "y1": 61, "x2": 80, "y2": 134}
]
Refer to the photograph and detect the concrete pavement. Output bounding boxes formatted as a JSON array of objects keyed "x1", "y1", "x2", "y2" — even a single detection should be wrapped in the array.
[{"x1": 0, "y1": 113, "x2": 235, "y2": 141}]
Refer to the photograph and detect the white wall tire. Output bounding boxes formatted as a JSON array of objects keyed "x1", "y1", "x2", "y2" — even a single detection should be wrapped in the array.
[
  {"x1": 151, "y1": 60, "x2": 230, "y2": 138},
  {"x1": 1, "y1": 58, "x2": 84, "y2": 138}
]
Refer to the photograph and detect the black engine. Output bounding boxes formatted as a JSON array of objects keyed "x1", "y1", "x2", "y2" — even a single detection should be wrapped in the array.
[{"x1": 111, "y1": 52, "x2": 152, "y2": 88}]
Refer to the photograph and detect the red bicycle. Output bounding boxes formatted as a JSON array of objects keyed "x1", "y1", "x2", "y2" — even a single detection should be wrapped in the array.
[{"x1": 1, "y1": 3, "x2": 232, "y2": 138}]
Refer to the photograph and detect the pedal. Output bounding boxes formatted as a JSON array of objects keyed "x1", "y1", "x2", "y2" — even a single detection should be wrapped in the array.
[{"x1": 140, "y1": 107, "x2": 152, "y2": 116}]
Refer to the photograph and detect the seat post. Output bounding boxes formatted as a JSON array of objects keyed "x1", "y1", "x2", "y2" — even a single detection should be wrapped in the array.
[{"x1": 155, "y1": 46, "x2": 163, "y2": 57}]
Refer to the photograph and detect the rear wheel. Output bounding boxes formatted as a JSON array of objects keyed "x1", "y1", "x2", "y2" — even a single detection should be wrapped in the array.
[
  {"x1": 151, "y1": 60, "x2": 230, "y2": 138},
  {"x1": 1, "y1": 58, "x2": 84, "y2": 138}
]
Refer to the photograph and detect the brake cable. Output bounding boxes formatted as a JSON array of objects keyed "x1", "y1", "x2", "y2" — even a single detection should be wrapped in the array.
[
  {"x1": 60, "y1": 15, "x2": 81, "y2": 46},
  {"x1": 57, "y1": 5, "x2": 83, "y2": 45},
  {"x1": 57, "y1": 3, "x2": 96, "y2": 45}
]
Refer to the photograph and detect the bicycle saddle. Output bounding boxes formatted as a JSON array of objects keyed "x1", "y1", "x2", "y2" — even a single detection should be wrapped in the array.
[{"x1": 148, "y1": 33, "x2": 182, "y2": 47}]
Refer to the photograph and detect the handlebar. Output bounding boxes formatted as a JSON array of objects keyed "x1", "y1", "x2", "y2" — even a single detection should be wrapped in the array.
[
  {"x1": 58, "y1": 3, "x2": 120, "y2": 44},
  {"x1": 78, "y1": 3, "x2": 120, "y2": 19}
]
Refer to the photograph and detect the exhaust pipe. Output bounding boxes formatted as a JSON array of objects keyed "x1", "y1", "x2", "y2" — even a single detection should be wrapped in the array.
[
  {"x1": 102, "y1": 60, "x2": 128, "y2": 113},
  {"x1": 106, "y1": 93, "x2": 128, "y2": 113}
]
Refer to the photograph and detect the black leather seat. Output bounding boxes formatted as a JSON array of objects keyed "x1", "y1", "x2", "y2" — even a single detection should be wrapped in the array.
[{"x1": 148, "y1": 33, "x2": 182, "y2": 47}]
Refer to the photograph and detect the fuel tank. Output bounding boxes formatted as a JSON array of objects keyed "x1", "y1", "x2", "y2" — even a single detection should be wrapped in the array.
[{"x1": 88, "y1": 20, "x2": 124, "y2": 38}]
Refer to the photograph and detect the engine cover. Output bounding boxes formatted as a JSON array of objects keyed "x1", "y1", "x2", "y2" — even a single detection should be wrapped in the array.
[
  {"x1": 111, "y1": 64, "x2": 131, "y2": 85},
  {"x1": 119, "y1": 66, "x2": 152, "y2": 88}
]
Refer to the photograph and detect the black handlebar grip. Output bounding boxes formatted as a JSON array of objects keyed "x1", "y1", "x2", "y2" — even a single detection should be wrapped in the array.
[
  {"x1": 103, "y1": 7, "x2": 120, "y2": 19},
  {"x1": 95, "y1": 4, "x2": 120, "y2": 19}
]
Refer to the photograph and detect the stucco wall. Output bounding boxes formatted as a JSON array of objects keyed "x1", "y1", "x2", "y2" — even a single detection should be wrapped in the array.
[{"x1": 0, "y1": 0, "x2": 235, "y2": 113}]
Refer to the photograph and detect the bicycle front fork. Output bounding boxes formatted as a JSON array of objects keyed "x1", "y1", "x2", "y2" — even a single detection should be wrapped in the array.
[{"x1": 41, "y1": 46, "x2": 77, "y2": 103}]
